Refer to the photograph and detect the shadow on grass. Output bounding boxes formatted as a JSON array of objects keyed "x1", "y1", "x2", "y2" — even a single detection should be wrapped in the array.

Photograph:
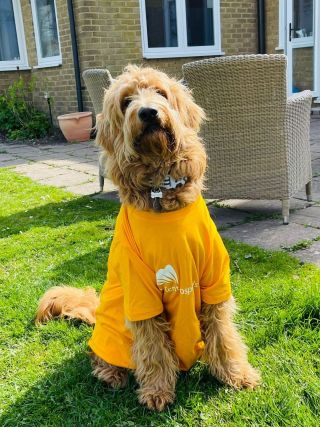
[
  {"x1": 1, "y1": 195, "x2": 121, "y2": 237},
  {"x1": 48, "y1": 246, "x2": 110, "y2": 286},
  {"x1": 1, "y1": 351, "x2": 223, "y2": 427}
]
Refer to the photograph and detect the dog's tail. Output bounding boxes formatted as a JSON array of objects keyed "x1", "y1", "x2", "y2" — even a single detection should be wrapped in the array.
[{"x1": 35, "y1": 286, "x2": 100, "y2": 325}]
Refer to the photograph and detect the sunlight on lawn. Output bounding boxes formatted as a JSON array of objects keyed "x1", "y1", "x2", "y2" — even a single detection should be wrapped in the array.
[{"x1": 0, "y1": 169, "x2": 319, "y2": 427}]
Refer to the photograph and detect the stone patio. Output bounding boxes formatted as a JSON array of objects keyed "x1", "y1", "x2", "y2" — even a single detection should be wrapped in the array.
[{"x1": 1, "y1": 116, "x2": 320, "y2": 267}]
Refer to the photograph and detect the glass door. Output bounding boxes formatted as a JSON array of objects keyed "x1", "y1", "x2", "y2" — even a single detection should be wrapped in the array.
[{"x1": 286, "y1": 0, "x2": 319, "y2": 97}]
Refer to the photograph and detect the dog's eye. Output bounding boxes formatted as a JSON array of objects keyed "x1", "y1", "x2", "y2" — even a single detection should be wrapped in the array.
[
  {"x1": 156, "y1": 90, "x2": 167, "y2": 99},
  {"x1": 124, "y1": 98, "x2": 132, "y2": 108}
]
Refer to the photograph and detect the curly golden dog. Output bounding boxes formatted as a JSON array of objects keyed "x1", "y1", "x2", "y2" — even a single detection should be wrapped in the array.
[{"x1": 36, "y1": 65, "x2": 260, "y2": 412}]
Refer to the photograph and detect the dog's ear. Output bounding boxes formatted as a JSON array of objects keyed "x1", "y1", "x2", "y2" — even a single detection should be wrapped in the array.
[
  {"x1": 170, "y1": 82, "x2": 206, "y2": 132},
  {"x1": 95, "y1": 111, "x2": 114, "y2": 155},
  {"x1": 95, "y1": 85, "x2": 123, "y2": 155}
]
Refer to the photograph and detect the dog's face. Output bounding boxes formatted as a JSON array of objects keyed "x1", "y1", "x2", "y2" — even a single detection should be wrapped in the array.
[
  {"x1": 96, "y1": 65, "x2": 206, "y2": 211},
  {"x1": 97, "y1": 65, "x2": 204, "y2": 164}
]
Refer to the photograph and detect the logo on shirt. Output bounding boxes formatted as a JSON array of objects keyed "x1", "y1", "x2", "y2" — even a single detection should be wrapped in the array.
[
  {"x1": 156, "y1": 265, "x2": 199, "y2": 295},
  {"x1": 156, "y1": 265, "x2": 178, "y2": 290}
]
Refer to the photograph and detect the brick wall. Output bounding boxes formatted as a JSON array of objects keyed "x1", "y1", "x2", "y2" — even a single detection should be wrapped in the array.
[
  {"x1": 293, "y1": 47, "x2": 314, "y2": 92},
  {"x1": 265, "y1": 0, "x2": 282, "y2": 54},
  {"x1": 1, "y1": 0, "x2": 258, "y2": 123}
]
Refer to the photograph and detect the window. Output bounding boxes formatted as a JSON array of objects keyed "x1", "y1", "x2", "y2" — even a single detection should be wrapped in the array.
[
  {"x1": 0, "y1": 0, "x2": 29, "y2": 70},
  {"x1": 139, "y1": 0, "x2": 223, "y2": 59},
  {"x1": 277, "y1": 0, "x2": 314, "y2": 51},
  {"x1": 276, "y1": 0, "x2": 285, "y2": 50},
  {"x1": 30, "y1": 0, "x2": 62, "y2": 68}
]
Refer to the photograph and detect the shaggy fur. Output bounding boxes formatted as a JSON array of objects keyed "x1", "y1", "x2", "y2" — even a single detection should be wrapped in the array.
[
  {"x1": 36, "y1": 65, "x2": 260, "y2": 412},
  {"x1": 96, "y1": 65, "x2": 206, "y2": 212}
]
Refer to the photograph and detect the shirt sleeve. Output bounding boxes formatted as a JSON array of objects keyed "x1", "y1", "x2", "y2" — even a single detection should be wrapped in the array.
[
  {"x1": 112, "y1": 241, "x2": 164, "y2": 322},
  {"x1": 200, "y1": 223, "x2": 232, "y2": 304}
]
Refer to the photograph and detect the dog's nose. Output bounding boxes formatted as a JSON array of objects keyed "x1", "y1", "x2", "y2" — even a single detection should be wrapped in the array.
[{"x1": 138, "y1": 107, "x2": 158, "y2": 123}]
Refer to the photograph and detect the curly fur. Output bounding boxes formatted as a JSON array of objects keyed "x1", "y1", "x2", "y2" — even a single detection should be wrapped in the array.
[
  {"x1": 35, "y1": 286, "x2": 99, "y2": 325},
  {"x1": 90, "y1": 352, "x2": 128, "y2": 389},
  {"x1": 95, "y1": 65, "x2": 207, "y2": 212},
  {"x1": 36, "y1": 65, "x2": 259, "y2": 412},
  {"x1": 199, "y1": 297, "x2": 260, "y2": 390},
  {"x1": 129, "y1": 316, "x2": 179, "y2": 411}
]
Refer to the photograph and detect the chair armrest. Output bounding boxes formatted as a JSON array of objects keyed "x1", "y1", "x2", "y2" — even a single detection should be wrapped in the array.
[{"x1": 286, "y1": 90, "x2": 312, "y2": 194}]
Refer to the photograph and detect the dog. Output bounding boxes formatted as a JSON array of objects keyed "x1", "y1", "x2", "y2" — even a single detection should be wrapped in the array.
[{"x1": 36, "y1": 65, "x2": 260, "y2": 412}]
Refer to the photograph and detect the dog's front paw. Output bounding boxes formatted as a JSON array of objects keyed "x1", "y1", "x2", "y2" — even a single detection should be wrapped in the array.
[
  {"x1": 138, "y1": 388, "x2": 175, "y2": 411},
  {"x1": 223, "y1": 364, "x2": 260, "y2": 391}
]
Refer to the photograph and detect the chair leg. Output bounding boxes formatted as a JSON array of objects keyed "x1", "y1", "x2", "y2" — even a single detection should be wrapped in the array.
[
  {"x1": 306, "y1": 181, "x2": 312, "y2": 202},
  {"x1": 282, "y1": 199, "x2": 290, "y2": 225},
  {"x1": 99, "y1": 174, "x2": 104, "y2": 192}
]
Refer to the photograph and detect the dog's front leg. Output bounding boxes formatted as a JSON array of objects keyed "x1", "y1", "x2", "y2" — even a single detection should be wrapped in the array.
[
  {"x1": 129, "y1": 315, "x2": 179, "y2": 411},
  {"x1": 200, "y1": 297, "x2": 260, "y2": 390}
]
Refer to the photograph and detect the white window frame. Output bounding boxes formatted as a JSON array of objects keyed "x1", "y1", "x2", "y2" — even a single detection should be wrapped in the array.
[
  {"x1": 276, "y1": 0, "x2": 285, "y2": 50},
  {"x1": 30, "y1": 0, "x2": 62, "y2": 68},
  {"x1": 0, "y1": 0, "x2": 29, "y2": 71},
  {"x1": 139, "y1": 0, "x2": 224, "y2": 59},
  {"x1": 277, "y1": 0, "x2": 314, "y2": 51}
]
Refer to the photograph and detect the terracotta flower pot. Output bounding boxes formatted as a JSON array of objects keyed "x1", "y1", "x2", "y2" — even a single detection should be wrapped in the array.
[{"x1": 57, "y1": 112, "x2": 92, "y2": 142}]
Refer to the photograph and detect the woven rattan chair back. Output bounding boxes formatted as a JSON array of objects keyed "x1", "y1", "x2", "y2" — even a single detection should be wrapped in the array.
[
  {"x1": 183, "y1": 55, "x2": 292, "y2": 200},
  {"x1": 82, "y1": 69, "x2": 112, "y2": 116},
  {"x1": 82, "y1": 69, "x2": 113, "y2": 191}
]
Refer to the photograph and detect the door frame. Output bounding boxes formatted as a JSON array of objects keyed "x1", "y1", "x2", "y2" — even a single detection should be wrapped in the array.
[{"x1": 285, "y1": 0, "x2": 320, "y2": 98}]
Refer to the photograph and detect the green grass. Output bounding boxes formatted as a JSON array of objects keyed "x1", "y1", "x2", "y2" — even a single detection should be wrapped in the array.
[{"x1": 1, "y1": 169, "x2": 320, "y2": 427}]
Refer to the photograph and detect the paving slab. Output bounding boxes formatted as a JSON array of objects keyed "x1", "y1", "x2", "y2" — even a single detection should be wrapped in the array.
[
  {"x1": 207, "y1": 205, "x2": 254, "y2": 229},
  {"x1": 64, "y1": 180, "x2": 101, "y2": 195},
  {"x1": 15, "y1": 152, "x2": 74, "y2": 162},
  {"x1": 295, "y1": 177, "x2": 320, "y2": 202},
  {"x1": 60, "y1": 162, "x2": 99, "y2": 175},
  {"x1": 312, "y1": 160, "x2": 320, "y2": 177},
  {"x1": 4, "y1": 147, "x2": 43, "y2": 156},
  {"x1": 219, "y1": 198, "x2": 312, "y2": 215},
  {"x1": 22, "y1": 166, "x2": 71, "y2": 181},
  {"x1": 290, "y1": 206, "x2": 320, "y2": 228},
  {"x1": 37, "y1": 145, "x2": 85, "y2": 153},
  {"x1": 291, "y1": 240, "x2": 320, "y2": 267},
  {"x1": 40, "y1": 158, "x2": 93, "y2": 167},
  {"x1": 71, "y1": 148, "x2": 101, "y2": 157},
  {"x1": 0, "y1": 153, "x2": 17, "y2": 161},
  {"x1": 311, "y1": 152, "x2": 320, "y2": 161},
  {"x1": 0, "y1": 158, "x2": 31, "y2": 167},
  {"x1": 14, "y1": 162, "x2": 52, "y2": 173},
  {"x1": 310, "y1": 142, "x2": 320, "y2": 152},
  {"x1": 220, "y1": 219, "x2": 320, "y2": 251},
  {"x1": 93, "y1": 190, "x2": 120, "y2": 202},
  {"x1": 37, "y1": 170, "x2": 92, "y2": 187}
]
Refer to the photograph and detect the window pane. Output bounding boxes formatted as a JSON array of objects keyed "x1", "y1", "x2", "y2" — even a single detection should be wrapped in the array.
[
  {"x1": 145, "y1": 0, "x2": 178, "y2": 48},
  {"x1": 293, "y1": 0, "x2": 313, "y2": 38},
  {"x1": 0, "y1": 0, "x2": 20, "y2": 61},
  {"x1": 186, "y1": 0, "x2": 214, "y2": 47},
  {"x1": 36, "y1": 0, "x2": 60, "y2": 58}
]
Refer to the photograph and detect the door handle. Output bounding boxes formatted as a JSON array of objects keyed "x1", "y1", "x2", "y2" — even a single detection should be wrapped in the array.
[{"x1": 289, "y1": 23, "x2": 300, "y2": 41}]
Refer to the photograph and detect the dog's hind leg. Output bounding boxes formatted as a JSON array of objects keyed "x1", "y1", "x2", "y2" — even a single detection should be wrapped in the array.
[
  {"x1": 130, "y1": 316, "x2": 179, "y2": 412},
  {"x1": 90, "y1": 352, "x2": 128, "y2": 389},
  {"x1": 200, "y1": 297, "x2": 260, "y2": 390},
  {"x1": 35, "y1": 286, "x2": 100, "y2": 325}
]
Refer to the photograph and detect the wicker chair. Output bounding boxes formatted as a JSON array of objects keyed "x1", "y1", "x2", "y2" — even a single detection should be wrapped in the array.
[
  {"x1": 182, "y1": 54, "x2": 312, "y2": 224},
  {"x1": 82, "y1": 69, "x2": 113, "y2": 191}
]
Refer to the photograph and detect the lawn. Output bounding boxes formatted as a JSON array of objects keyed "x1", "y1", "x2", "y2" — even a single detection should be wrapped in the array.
[{"x1": 0, "y1": 168, "x2": 320, "y2": 427}]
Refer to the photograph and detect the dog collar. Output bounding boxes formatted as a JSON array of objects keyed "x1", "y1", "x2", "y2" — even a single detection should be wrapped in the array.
[
  {"x1": 150, "y1": 175, "x2": 188, "y2": 199},
  {"x1": 150, "y1": 175, "x2": 188, "y2": 212}
]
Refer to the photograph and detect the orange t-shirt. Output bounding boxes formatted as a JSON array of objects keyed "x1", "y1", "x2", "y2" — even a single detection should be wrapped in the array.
[{"x1": 89, "y1": 196, "x2": 231, "y2": 371}]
